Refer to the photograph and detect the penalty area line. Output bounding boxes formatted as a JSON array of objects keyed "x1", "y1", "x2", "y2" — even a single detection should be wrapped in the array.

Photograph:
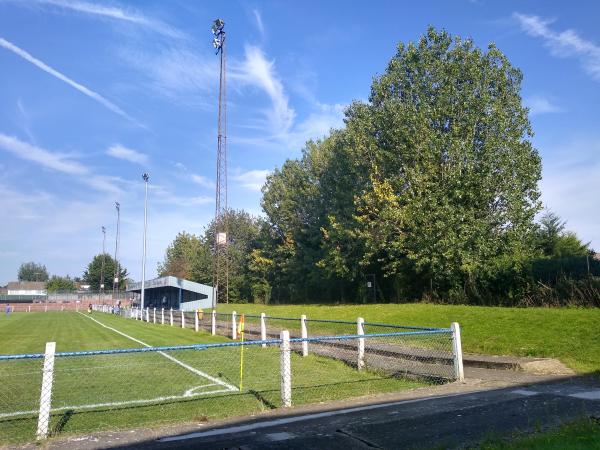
[
  {"x1": 0, "y1": 387, "x2": 232, "y2": 419},
  {"x1": 78, "y1": 312, "x2": 237, "y2": 392}
]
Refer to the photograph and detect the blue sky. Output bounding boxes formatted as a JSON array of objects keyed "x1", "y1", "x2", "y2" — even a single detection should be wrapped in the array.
[{"x1": 1, "y1": 0, "x2": 599, "y2": 285}]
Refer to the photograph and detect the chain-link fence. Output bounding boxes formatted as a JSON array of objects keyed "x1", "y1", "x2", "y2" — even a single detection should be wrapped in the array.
[{"x1": 0, "y1": 321, "x2": 461, "y2": 445}]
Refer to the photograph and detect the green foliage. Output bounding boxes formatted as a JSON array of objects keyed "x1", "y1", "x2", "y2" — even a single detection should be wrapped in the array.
[
  {"x1": 17, "y1": 262, "x2": 49, "y2": 282},
  {"x1": 46, "y1": 275, "x2": 75, "y2": 292},
  {"x1": 82, "y1": 253, "x2": 127, "y2": 290},
  {"x1": 158, "y1": 210, "x2": 264, "y2": 303},
  {"x1": 260, "y1": 27, "x2": 543, "y2": 303},
  {"x1": 157, "y1": 232, "x2": 206, "y2": 280},
  {"x1": 536, "y1": 210, "x2": 590, "y2": 258}
]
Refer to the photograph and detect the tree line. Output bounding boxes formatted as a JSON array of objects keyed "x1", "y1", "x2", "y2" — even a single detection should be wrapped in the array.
[
  {"x1": 14, "y1": 256, "x2": 128, "y2": 293},
  {"x1": 157, "y1": 29, "x2": 598, "y2": 307}
]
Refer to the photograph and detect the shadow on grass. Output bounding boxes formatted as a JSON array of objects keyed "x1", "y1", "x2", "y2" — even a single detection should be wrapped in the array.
[
  {"x1": 248, "y1": 389, "x2": 277, "y2": 410},
  {"x1": 51, "y1": 409, "x2": 74, "y2": 436}
]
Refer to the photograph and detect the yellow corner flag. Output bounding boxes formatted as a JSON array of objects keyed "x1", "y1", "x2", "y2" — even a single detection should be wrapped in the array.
[{"x1": 238, "y1": 314, "x2": 245, "y2": 390}]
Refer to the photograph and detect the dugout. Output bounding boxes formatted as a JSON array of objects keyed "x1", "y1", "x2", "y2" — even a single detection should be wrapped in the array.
[{"x1": 126, "y1": 276, "x2": 213, "y2": 311}]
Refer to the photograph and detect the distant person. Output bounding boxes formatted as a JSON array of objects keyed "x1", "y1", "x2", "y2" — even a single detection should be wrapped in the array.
[
  {"x1": 88, "y1": 304, "x2": 92, "y2": 314},
  {"x1": 5, "y1": 304, "x2": 10, "y2": 317}
]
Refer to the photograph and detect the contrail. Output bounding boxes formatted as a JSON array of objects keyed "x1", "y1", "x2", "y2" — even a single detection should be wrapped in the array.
[{"x1": 0, "y1": 37, "x2": 144, "y2": 127}]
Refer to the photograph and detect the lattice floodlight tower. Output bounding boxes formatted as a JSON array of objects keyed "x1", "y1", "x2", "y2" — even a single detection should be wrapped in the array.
[{"x1": 212, "y1": 18, "x2": 229, "y2": 306}]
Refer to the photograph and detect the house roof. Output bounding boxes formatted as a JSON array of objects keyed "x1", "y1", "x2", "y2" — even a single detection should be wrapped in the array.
[{"x1": 7, "y1": 281, "x2": 46, "y2": 290}]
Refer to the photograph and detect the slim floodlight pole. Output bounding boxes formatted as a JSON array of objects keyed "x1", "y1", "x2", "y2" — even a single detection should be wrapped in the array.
[
  {"x1": 100, "y1": 226, "x2": 106, "y2": 294},
  {"x1": 141, "y1": 173, "x2": 149, "y2": 311},
  {"x1": 113, "y1": 202, "x2": 121, "y2": 300}
]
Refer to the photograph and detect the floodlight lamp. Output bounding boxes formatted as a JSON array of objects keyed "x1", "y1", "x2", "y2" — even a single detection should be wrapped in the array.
[
  {"x1": 213, "y1": 38, "x2": 221, "y2": 49},
  {"x1": 115, "y1": 201, "x2": 120, "y2": 210},
  {"x1": 212, "y1": 18, "x2": 224, "y2": 35},
  {"x1": 142, "y1": 172, "x2": 150, "y2": 182}
]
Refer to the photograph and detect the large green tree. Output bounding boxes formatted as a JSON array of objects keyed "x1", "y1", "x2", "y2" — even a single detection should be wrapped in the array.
[
  {"x1": 260, "y1": 28, "x2": 543, "y2": 302},
  {"x1": 18, "y1": 262, "x2": 49, "y2": 282},
  {"x1": 82, "y1": 254, "x2": 128, "y2": 290},
  {"x1": 536, "y1": 210, "x2": 590, "y2": 258},
  {"x1": 46, "y1": 275, "x2": 75, "y2": 292},
  {"x1": 158, "y1": 210, "x2": 263, "y2": 303}
]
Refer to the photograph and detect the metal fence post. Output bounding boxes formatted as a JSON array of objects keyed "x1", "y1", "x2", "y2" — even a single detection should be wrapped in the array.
[
  {"x1": 146, "y1": 307, "x2": 150, "y2": 322},
  {"x1": 161, "y1": 308, "x2": 164, "y2": 325},
  {"x1": 170, "y1": 308, "x2": 173, "y2": 327},
  {"x1": 232, "y1": 311, "x2": 237, "y2": 340},
  {"x1": 300, "y1": 315, "x2": 308, "y2": 357},
  {"x1": 451, "y1": 322, "x2": 465, "y2": 381},
  {"x1": 36, "y1": 342, "x2": 56, "y2": 440},
  {"x1": 153, "y1": 308, "x2": 156, "y2": 324},
  {"x1": 195, "y1": 311, "x2": 199, "y2": 332},
  {"x1": 260, "y1": 312, "x2": 267, "y2": 348},
  {"x1": 357, "y1": 317, "x2": 365, "y2": 370},
  {"x1": 280, "y1": 330, "x2": 292, "y2": 407},
  {"x1": 211, "y1": 310, "x2": 216, "y2": 335},
  {"x1": 181, "y1": 310, "x2": 185, "y2": 329}
]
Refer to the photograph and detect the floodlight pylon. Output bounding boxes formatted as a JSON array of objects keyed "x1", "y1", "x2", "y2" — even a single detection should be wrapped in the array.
[{"x1": 211, "y1": 18, "x2": 229, "y2": 307}]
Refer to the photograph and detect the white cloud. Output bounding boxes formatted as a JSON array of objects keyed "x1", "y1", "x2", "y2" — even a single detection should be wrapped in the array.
[
  {"x1": 525, "y1": 95, "x2": 563, "y2": 116},
  {"x1": 540, "y1": 137, "x2": 600, "y2": 250},
  {"x1": 232, "y1": 45, "x2": 296, "y2": 134},
  {"x1": 191, "y1": 174, "x2": 215, "y2": 189},
  {"x1": 0, "y1": 37, "x2": 143, "y2": 126},
  {"x1": 232, "y1": 169, "x2": 271, "y2": 192},
  {"x1": 120, "y1": 45, "x2": 217, "y2": 107},
  {"x1": 253, "y1": 9, "x2": 265, "y2": 38},
  {"x1": 0, "y1": 133, "x2": 87, "y2": 174},
  {"x1": 514, "y1": 13, "x2": 600, "y2": 81},
  {"x1": 20, "y1": 0, "x2": 184, "y2": 39},
  {"x1": 107, "y1": 144, "x2": 149, "y2": 165}
]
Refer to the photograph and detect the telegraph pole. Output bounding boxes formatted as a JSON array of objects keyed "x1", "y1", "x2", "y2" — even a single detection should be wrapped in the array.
[
  {"x1": 211, "y1": 18, "x2": 229, "y2": 307},
  {"x1": 100, "y1": 226, "x2": 106, "y2": 293},
  {"x1": 141, "y1": 173, "x2": 149, "y2": 311},
  {"x1": 113, "y1": 202, "x2": 121, "y2": 300}
]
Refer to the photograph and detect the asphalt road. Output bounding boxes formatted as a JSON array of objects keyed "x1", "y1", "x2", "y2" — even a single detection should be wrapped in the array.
[{"x1": 86, "y1": 376, "x2": 600, "y2": 450}]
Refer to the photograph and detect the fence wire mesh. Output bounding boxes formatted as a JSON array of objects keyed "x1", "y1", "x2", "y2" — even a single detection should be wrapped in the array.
[{"x1": 0, "y1": 310, "x2": 458, "y2": 444}]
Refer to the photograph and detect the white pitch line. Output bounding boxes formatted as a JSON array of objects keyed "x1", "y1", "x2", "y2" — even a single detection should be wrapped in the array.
[
  {"x1": 0, "y1": 387, "x2": 232, "y2": 419},
  {"x1": 78, "y1": 312, "x2": 237, "y2": 392}
]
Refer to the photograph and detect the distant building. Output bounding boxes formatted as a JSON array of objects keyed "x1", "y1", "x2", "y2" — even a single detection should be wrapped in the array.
[{"x1": 7, "y1": 281, "x2": 47, "y2": 296}]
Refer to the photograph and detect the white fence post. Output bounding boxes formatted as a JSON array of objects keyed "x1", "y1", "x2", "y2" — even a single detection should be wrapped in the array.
[
  {"x1": 211, "y1": 310, "x2": 216, "y2": 335},
  {"x1": 300, "y1": 315, "x2": 308, "y2": 357},
  {"x1": 170, "y1": 308, "x2": 173, "y2": 326},
  {"x1": 260, "y1": 312, "x2": 267, "y2": 348},
  {"x1": 36, "y1": 342, "x2": 56, "y2": 440},
  {"x1": 161, "y1": 308, "x2": 165, "y2": 325},
  {"x1": 181, "y1": 311, "x2": 185, "y2": 329},
  {"x1": 146, "y1": 307, "x2": 150, "y2": 322},
  {"x1": 451, "y1": 322, "x2": 465, "y2": 381},
  {"x1": 232, "y1": 311, "x2": 237, "y2": 340},
  {"x1": 195, "y1": 311, "x2": 199, "y2": 332},
  {"x1": 357, "y1": 317, "x2": 365, "y2": 371},
  {"x1": 153, "y1": 308, "x2": 156, "y2": 324},
  {"x1": 280, "y1": 330, "x2": 292, "y2": 407},
  {"x1": 28, "y1": 305, "x2": 31, "y2": 313}
]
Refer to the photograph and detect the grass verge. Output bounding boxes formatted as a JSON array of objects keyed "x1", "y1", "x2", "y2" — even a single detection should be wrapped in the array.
[{"x1": 216, "y1": 303, "x2": 600, "y2": 373}]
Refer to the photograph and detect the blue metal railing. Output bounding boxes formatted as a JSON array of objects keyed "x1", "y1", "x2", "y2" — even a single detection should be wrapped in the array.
[{"x1": 0, "y1": 329, "x2": 452, "y2": 361}]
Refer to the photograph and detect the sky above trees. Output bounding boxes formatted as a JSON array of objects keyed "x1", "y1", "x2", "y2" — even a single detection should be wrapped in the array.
[{"x1": 0, "y1": 0, "x2": 599, "y2": 284}]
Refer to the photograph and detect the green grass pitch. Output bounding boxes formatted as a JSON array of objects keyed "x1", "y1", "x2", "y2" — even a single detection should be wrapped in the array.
[{"x1": 0, "y1": 311, "x2": 425, "y2": 444}]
